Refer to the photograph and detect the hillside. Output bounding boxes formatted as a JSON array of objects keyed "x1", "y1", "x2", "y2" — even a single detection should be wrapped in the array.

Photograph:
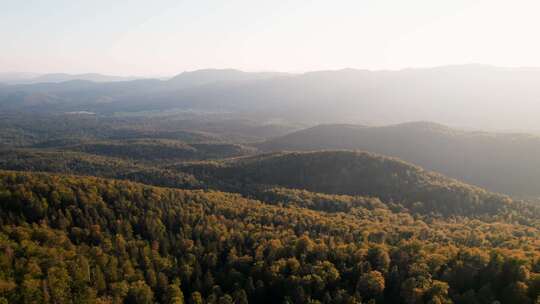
[
  {"x1": 63, "y1": 139, "x2": 257, "y2": 162},
  {"x1": 259, "y1": 122, "x2": 540, "y2": 196},
  {"x1": 179, "y1": 151, "x2": 516, "y2": 217},
  {"x1": 2, "y1": 147, "x2": 533, "y2": 221},
  {"x1": 0, "y1": 113, "x2": 295, "y2": 148},
  {"x1": 0, "y1": 149, "x2": 201, "y2": 189},
  {"x1": 0, "y1": 170, "x2": 538, "y2": 303}
]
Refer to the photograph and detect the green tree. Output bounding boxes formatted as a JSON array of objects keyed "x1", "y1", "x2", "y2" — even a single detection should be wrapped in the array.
[
  {"x1": 47, "y1": 266, "x2": 71, "y2": 304},
  {"x1": 165, "y1": 283, "x2": 185, "y2": 304},
  {"x1": 190, "y1": 291, "x2": 204, "y2": 304},
  {"x1": 357, "y1": 270, "x2": 385, "y2": 299},
  {"x1": 126, "y1": 280, "x2": 154, "y2": 304}
]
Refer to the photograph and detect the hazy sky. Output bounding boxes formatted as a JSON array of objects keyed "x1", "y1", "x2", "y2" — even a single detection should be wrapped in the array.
[{"x1": 2, "y1": 0, "x2": 540, "y2": 76}]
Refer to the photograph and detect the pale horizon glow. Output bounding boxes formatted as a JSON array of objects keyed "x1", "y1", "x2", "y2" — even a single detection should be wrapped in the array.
[{"x1": 2, "y1": 0, "x2": 540, "y2": 76}]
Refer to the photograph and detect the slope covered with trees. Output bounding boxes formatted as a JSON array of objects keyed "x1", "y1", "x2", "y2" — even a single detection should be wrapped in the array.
[
  {"x1": 259, "y1": 122, "x2": 540, "y2": 197},
  {"x1": 0, "y1": 113, "x2": 295, "y2": 148},
  {"x1": 0, "y1": 149, "x2": 202, "y2": 189},
  {"x1": 64, "y1": 139, "x2": 256, "y2": 162},
  {"x1": 179, "y1": 151, "x2": 517, "y2": 218},
  {"x1": 1, "y1": 107, "x2": 539, "y2": 303},
  {"x1": 0, "y1": 170, "x2": 539, "y2": 304}
]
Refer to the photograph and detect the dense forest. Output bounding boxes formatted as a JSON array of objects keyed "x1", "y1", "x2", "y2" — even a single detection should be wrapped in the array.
[
  {"x1": 0, "y1": 170, "x2": 539, "y2": 304},
  {"x1": 64, "y1": 139, "x2": 256, "y2": 162},
  {"x1": 0, "y1": 112, "x2": 539, "y2": 303},
  {"x1": 4, "y1": 1, "x2": 540, "y2": 302},
  {"x1": 0, "y1": 149, "x2": 202, "y2": 190},
  {"x1": 178, "y1": 151, "x2": 521, "y2": 218},
  {"x1": 259, "y1": 122, "x2": 540, "y2": 197},
  {"x1": 0, "y1": 113, "x2": 297, "y2": 148}
]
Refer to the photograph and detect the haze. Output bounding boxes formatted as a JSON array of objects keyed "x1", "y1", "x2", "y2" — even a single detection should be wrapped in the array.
[
  {"x1": 3, "y1": 0, "x2": 540, "y2": 75},
  {"x1": 3, "y1": 2, "x2": 540, "y2": 303}
]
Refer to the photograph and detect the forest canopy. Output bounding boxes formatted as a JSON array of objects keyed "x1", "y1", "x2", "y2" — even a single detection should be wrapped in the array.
[{"x1": 0, "y1": 170, "x2": 538, "y2": 303}]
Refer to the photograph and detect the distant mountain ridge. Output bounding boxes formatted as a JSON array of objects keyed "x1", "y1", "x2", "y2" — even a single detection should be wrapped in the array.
[
  {"x1": 0, "y1": 68, "x2": 287, "y2": 86},
  {"x1": 166, "y1": 68, "x2": 290, "y2": 89},
  {"x1": 2, "y1": 65, "x2": 540, "y2": 131},
  {"x1": 0, "y1": 72, "x2": 141, "y2": 84},
  {"x1": 28, "y1": 73, "x2": 140, "y2": 83},
  {"x1": 0, "y1": 68, "x2": 291, "y2": 112}
]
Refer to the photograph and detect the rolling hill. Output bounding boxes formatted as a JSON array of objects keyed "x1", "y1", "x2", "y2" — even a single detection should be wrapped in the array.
[
  {"x1": 0, "y1": 148, "x2": 201, "y2": 189},
  {"x1": 259, "y1": 122, "x2": 540, "y2": 196},
  {"x1": 179, "y1": 150, "x2": 516, "y2": 217},
  {"x1": 63, "y1": 138, "x2": 257, "y2": 162},
  {"x1": 0, "y1": 113, "x2": 296, "y2": 148}
]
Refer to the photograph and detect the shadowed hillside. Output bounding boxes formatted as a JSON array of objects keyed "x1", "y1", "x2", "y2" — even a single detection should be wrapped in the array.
[
  {"x1": 0, "y1": 149, "x2": 202, "y2": 189},
  {"x1": 64, "y1": 139, "x2": 257, "y2": 162},
  {"x1": 179, "y1": 150, "x2": 514, "y2": 217},
  {"x1": 259, "y1": 122, "x2": 540, "y2": 196}
]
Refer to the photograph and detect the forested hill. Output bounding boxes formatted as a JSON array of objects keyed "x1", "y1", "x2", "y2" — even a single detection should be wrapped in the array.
[
  {"x1": 258, "y1": 122, "x2": 540, "y2": 196},
  {"x1": 179, "y1": 151, "x2": 517, "y2": 218},
  {"x1": 64, "y1": 139, "x2": 257, "y2": 162},
  {"x1": 1, "y1": 147, "x2": 531, "y2": 220},
  {"x1": 0, "y1": 170, "x2": 539, "y2": 303},
  {"x1": 0, "y1": 149, "x2": 202, "y2": 189}
]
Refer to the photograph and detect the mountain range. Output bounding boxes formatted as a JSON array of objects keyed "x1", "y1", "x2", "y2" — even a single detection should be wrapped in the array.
[
  {"x1": 0, "y1": 72, "x2": 140, "y2": 84},
  {"x1": 2, "y1": 65, "x2": 540, "y2": 131}
]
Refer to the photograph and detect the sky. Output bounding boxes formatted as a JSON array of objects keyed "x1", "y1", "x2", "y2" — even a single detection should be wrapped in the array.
[{"x1": 2, "y1": 0, "x2": 540, "y2": 76}]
